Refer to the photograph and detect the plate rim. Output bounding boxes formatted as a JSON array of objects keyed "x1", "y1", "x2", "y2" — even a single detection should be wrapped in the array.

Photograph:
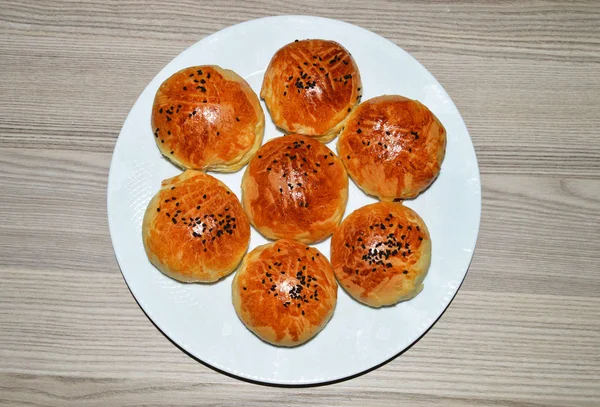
[{"x1": 107, "y1": 14, "x2": 482, "y2": 385}]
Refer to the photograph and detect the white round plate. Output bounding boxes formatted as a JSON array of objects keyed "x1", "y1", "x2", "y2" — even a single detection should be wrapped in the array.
[{"x1": 107, "y1": 15, "x2": 481, "y2": 385}]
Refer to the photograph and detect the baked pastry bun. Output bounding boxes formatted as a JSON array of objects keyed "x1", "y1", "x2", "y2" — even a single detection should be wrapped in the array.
[
  {"x1": 261, "y1": 39, "x2": 362, "y2": 142},
  {"x1": 241, "y1": 134, "x2": 348, "y2": 244},
  {"x1": 142, "y1": 170, "x2": 250, "y2": 282},
  {"x1": 151, "y1": 65, "x2": 264, "y2": 172},
  {"x1": 232, "y1": 239, "x2": 338, "y2": 346},
  {"x1": 330, "y1": 202, "x2": 431, "y2": 307},
  {"x1": 337, "y1": 95, "x2": 446, "y2": 200}
]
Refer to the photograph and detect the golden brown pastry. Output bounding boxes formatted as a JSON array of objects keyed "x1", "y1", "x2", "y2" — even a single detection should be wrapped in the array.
[
  {"x1": 142, "y1": 170, "x2": 250, "y2": 282},
  {"x1": 241, "y1": 134, "x2": 348, "y2": 244},
  {"x1": 151, "y1": 65, "x2": 264, "y2": 172},
  {"x1": 261, "y1": 39, "x2": 362, "y2": 142},
  {"x1": 232, "y1": 239, "x2": 338, "y2": 346},
  {"x1": 330, "y1": 202, "x2": 431, "y2": 307},
  {"x1": 337, "y1": 95, "x2": 446, "y2": 200}
]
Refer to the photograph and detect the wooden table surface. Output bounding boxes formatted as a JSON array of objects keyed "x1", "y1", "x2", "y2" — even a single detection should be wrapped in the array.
[{"x1": 1, "y1": 1, "x2": 599, "y2": 406}]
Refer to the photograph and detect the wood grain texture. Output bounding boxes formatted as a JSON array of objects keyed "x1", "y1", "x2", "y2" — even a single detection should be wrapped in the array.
[{"x1": 1, "y1": 1, "x2": 599, "y2": 406}]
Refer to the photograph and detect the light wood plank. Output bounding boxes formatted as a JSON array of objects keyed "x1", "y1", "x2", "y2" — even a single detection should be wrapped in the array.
[{"x1": 1, "y1": 266, "x2": 598, "y2": 406}]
